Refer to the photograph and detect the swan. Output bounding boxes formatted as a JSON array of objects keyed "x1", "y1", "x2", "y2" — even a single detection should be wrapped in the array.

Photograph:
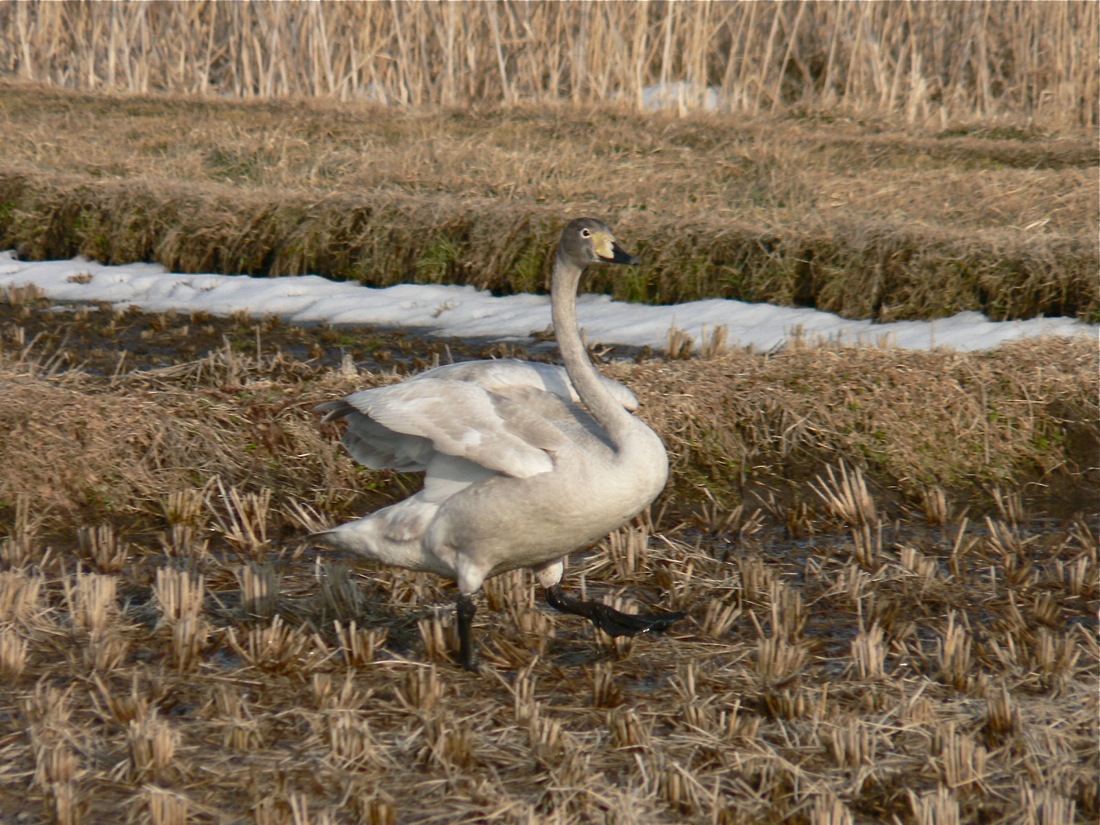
[{"x1": 313, "y1": 218, "x2": 684, "y2": 669}]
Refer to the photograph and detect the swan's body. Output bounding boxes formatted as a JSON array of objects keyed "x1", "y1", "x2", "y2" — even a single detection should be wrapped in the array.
[{"x1": 314, "y1": 219, "x2": 683, "y2": 668}]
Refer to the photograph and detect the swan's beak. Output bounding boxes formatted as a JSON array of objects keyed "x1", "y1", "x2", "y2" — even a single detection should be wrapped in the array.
[{"x1": 595, "y1": 233, "x2": 640, "y2": 266}]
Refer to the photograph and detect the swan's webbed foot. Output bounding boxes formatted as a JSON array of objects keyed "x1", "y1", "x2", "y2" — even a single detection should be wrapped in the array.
[
  {"x1": 545, "y1": 584, "x2": 685, "y2": 637},
  {"x1": 456, "y1": 593, "x2": 479, "y2": 671}
]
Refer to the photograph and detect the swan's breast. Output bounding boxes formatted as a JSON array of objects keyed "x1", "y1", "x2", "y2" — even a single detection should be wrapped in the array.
[{"x1": 428, "y1": 419, "x2": 668, "y2": 577}]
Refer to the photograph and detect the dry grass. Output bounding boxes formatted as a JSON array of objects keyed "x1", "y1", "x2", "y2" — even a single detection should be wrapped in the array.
[
  {"x1": 0, "y1": 447, "x2": 1095, "y2": 823},
  {"x1": 0, "y1": 298, "x2": 1095, "y2": 527},
  {"x1": 611, "y1": 336, "x2": 1098, "y2": 507},
  {"x1": 0, "y1": 83, "x2": 1096, "y2": 322},
  {"x1": 1, "y1": 2, "x2": 1095, "y2": 128},
  {"x1": 0, "y1": 298, "x2": 1096, "y2": 822}
]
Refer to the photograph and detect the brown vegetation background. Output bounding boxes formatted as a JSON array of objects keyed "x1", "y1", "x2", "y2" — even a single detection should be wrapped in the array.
[
  {"x1": 0, "y1": 6, "x2": 1096, "y2": 824},
  {"x1": 1, "y1": 1, "x2": 1096, "y2": 127},
  {"x1": 2, "y1": 299, "x2": 1096, "y2": 526}
]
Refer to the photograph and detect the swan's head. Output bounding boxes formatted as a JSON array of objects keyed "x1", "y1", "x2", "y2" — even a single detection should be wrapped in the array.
[{"x1": 559, "y1": 218, "x2": 640, "y2": 268}]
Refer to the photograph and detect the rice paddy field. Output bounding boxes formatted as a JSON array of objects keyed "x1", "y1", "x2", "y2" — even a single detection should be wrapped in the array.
[
  {"x1": 0, "y1": 290, "x2": 1096, "y2": 825},
  {"x1": 0, "y1": 3, "x2": 1098, "y2": 823}
]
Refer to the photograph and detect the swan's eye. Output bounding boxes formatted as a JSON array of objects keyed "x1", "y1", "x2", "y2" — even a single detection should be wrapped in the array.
[{"x1": 580, "y1": 228, "x2": 592, "y2": 238}]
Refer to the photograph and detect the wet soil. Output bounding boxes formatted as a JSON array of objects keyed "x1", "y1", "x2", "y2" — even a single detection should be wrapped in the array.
[{"x1": 0, "y1": 299, "x2": 649, "y2": 378}]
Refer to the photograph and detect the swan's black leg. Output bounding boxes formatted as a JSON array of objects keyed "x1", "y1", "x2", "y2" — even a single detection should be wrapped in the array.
[
  {"x1": 456, "y1": 593, "x2": 479, "y2": 671},
  {"x1": 545, "y1": 584, "x2": 685, "y2": 637}
]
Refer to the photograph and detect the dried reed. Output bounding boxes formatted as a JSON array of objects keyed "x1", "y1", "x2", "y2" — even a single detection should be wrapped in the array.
[
  {"x1": 126, "y1": 713, "x2": 179, "y2": 783},
  {"x1": 333, "y1": 620, "x2": 384, "y2": 668},
  {"x1": 318, "y1": 562, "x2": 365, "y2": 620},
  {"x1": 145, "y1": 787, "x2": 190, "y2": 825},
  {"x1": 227, "y1": 615, "x2": 317, "y2": 674},
  {"x1": 76, "y1": 524, "x2": 127, "y2": 574},
  {"x1": 756, "y1": 633, "x2": 807, "y2": 685},
  {"x1": 215, "y1": 481, "x2": 272, "y2": 559},
  {"x1": 153, "y1": 567, "x2": 204, "y2": 626},
  {"x1": 933, "y1": 723, "x2": 990, "y2": 792},
  {"x1": 0, "y1": 626, "x2": 27, "y2": 677},
  {"x1": 0, "y1": 569, "x2": 44, "y2": 624},
  {"x1": 237, "y1": 561, "x2": 279, "y2": 620},
  {"x1": 850, "y1": 622, "x2": 886, "y2": 681},
  {"x1": 64, "y1": 571, "x2": 117, "y2": 635},
  {"x1": 811, "y1": 795, "x2": 854, "y2": 825},
  {"x1": 910, "y1": 786, "x2": 960, "y2": 825},
  {"x1": 811, "y1": 460, "x2": 877, "y2": 528},
  {"x1": 46, "y1": 780, "x2": 82, "y2": 825},
  {"x1": 937, "y1": 611, "x2": 974, "y2": 691},
  {"x1": 4, "y1": 3, "x2": 1094, "y2": 126}
]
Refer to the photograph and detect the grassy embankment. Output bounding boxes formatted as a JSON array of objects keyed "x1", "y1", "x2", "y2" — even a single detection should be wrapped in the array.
[
  {"x1": 1, "y1": 1, "x2": 1097, "y2": 320},
  {"x1": 0, "y1": 82, "x2": 1096, "y2": 323}
]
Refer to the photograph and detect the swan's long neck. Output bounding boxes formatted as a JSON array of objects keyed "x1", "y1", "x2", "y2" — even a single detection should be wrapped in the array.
[{"x1": 551, "y1": 251, "x2": 636, "y2": 449}]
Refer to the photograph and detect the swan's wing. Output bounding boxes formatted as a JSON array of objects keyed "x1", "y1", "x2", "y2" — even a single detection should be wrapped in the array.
[
  {"x1": 489, "y1": 382, "x2": 615, "y2": 450},
  {"x1": 324, "y1": 409, "x2": 434, "y2": 472},
  {"x1": 413, "y1": 359, "x2": 639, "y2": 412},
  {"x1": 421, "y1": 453, "x2": 498, "y2": 503},
  {"x1": 319, "y1": 379, "x2": 568, "y2": 479}
]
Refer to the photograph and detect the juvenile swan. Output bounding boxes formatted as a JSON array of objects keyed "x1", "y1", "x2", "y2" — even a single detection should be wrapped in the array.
[{"x1": 313, "y1": 218, "x2": 684, "y2": 669}]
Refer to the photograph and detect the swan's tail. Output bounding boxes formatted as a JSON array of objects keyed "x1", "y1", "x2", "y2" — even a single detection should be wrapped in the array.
[
  {"x1": 306, "y1": 498, "x2": 445, "y2": 576},
  {"x1": 307, "y1": 518, "x2": 397, "y2": 557},
  {"x1": 307, "y1": 528, "x2": 343, "y2": 548}
]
